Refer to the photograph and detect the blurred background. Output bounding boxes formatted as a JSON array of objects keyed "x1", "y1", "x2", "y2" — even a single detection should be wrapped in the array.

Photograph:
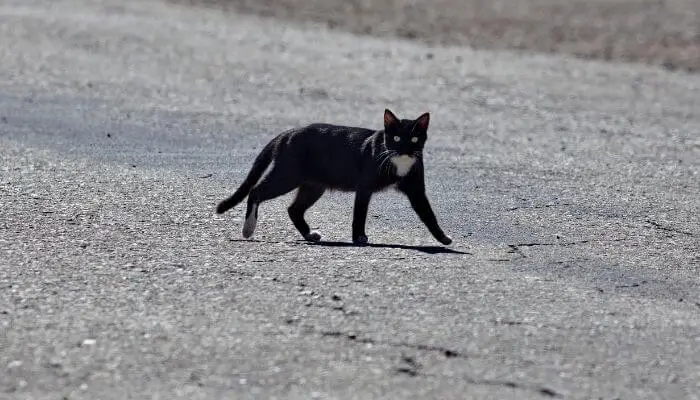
[{"x1": 175, "y1": 0, "x2": 700, "y2": 72}]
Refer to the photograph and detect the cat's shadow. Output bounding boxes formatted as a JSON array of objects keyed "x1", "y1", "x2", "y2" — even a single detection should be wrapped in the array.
[
  {"x1": 229, "y1": 238, "x2": 470, "y2": 255},
  {"x1": 303, "y1": 240, "x2": 471, "y2": 255}
]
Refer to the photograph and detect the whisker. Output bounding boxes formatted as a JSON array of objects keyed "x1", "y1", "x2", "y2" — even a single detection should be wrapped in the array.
[
  {"x1": 376, "y1": 149, "x2": 393, "y2": 161},
  {"x1": 379, "y1": 153, "x2": 391, "y2": 176},
  {"x1": 379, "y1": 150, "x2": 396, "y2": 176}
]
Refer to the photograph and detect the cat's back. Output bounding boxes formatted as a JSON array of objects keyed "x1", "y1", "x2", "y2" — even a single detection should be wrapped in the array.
[
  {"x1": 275, "y1": 122, "x2": 376, "y2": 154},
  {"x1": 274, "y1": 123, "x2": 377, "y2": 188},
  {"x1": 298, "y1": 123, "x2": 375, "y2": 144}
]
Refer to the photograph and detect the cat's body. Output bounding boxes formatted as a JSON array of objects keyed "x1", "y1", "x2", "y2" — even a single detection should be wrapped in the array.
[{"x1": 216, "y1": 109, "x2": 452, "y2": 246}]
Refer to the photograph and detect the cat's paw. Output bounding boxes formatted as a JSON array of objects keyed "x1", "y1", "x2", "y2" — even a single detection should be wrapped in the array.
[
  {"x1": 305, "y1": 230, "x2": 322, "y2": 242},
  {"x1": 242, "y1": 220, "x2": 256, "y2": 239},
  {"x1": 438, "y1": 235, "x2": 453, "y2": 246},
  {"x1": 353, "y1": 235, "x2": 368, "y2": 245},
  {"x1": 242, "y1": 207, "x2": 258, "y2": 238}
]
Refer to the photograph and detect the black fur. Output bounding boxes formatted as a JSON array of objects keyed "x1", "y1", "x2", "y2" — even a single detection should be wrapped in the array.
[{"x1": 216, "y1": 109, "x2": 452, "y2": 246}]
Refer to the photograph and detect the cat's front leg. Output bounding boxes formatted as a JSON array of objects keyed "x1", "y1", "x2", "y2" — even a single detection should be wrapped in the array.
[
  {"x1": 352, "y1": 190, "x2": 372, "y2": 245},
  {"x1": 402, "y1": 188, "x2": 452, "y2": 245}
]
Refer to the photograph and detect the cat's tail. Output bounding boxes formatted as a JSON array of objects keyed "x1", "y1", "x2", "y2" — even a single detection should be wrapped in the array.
[{"x1": 216, "y1": 141, "x2": 275, "y2": 214}]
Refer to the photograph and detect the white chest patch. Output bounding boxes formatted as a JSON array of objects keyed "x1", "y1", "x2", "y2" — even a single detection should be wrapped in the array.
[{"x1": 391, "y1": 155, "x2": 416, "y2": 177}]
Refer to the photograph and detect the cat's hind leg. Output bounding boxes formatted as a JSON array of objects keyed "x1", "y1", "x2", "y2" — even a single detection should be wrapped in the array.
[
  {"x1": 242, "y1": 166, "x2": 299, "y2": 239},
  {"x1": 288, "y1": 184, "x2": 325, "y2": 242}
]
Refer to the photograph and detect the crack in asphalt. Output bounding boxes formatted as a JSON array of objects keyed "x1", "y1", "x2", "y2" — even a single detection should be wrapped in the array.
[
  {"x1": 394, "y1": 369, "x2": 561, "y2": 397},
  {"x1": 486, "y1": 236, "x2": 641, "y2": 263},
  {"x1": 491, "y1": 319, "x2": 563, "y2": 330},
  {"x1": 490, "y1": 240, "x2": 595, "y2": 261},
  {"x1": 315, "y1": 330, "x2": 561, "y2": 397},
  {"x1": 507, "y1": 203, "x2": 572, "y2": 211},
  {"x1": 307, "y1": 302, "x2": 361, "y2": 316},
  {"x1": 228, "y1": 269, "x2": 365, "y2": 317},
  {"x1": 394, "y1": 366, "x2": 420, "y2": 376},
  {"x1": 615, "y1": 280, "x2": 648, "y2": 289},
  {"x1": 394, "y1": 355, "x2": 422, "y2": 377},
  {"x1": 468, "y1": 379, "x2": 561, "y2": 398},
  {"x1": 645, "y1": 219, "x2": 695, "y2": 237},
  {"x1": 317, "y1": 330, "x2": 465, "y2": 359},
  {"x1": 515, "y1": 240, "x2": 591, "y2": 248},
  {"x1": 506, "y1": 244, "x2": 527, "y2": 260}
]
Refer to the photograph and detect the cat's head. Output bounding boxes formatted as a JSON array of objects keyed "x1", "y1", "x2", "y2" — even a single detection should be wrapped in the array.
[{"x1": 383, "y1": 109, "x2": 429, "y2": 156}]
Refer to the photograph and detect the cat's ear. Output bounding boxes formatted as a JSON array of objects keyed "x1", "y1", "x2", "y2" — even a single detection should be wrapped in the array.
[
  {"x1": 384, "y1": 109, "x2": 400, "y2": 129},
  {"x1": 415, "y1": 112, "x2": 430, "y2": 131}
]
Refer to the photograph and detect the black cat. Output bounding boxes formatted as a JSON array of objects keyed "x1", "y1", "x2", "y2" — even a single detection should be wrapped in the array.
[{"x1": 216, "y1": 109, "x2": 452, "y2": 246}]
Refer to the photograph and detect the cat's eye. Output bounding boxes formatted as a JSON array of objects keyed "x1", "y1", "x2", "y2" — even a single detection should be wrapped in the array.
[
  {"x1": 393, "y1": 136, "x2": 401, "y2": 142},
  {"x1": 410, "y1": 137, "x2": 418, "y2": 143}
]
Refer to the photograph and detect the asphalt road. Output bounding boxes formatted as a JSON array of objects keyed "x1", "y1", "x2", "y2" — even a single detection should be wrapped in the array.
[{"x1": 1, "y1": 0, "x2": 699, "y2": 399}]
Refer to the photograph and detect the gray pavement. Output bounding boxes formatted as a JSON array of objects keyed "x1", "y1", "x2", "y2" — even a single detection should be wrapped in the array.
[{"x1": 0, "y1": 0, "x2": 699, "y2": 399}]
